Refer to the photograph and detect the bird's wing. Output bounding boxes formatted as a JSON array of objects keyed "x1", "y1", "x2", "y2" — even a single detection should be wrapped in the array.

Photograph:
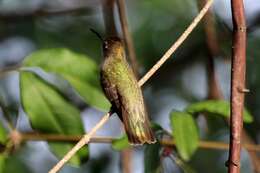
[{"x1": 100, "y1": 72, "x2": 120, "y2": 109}]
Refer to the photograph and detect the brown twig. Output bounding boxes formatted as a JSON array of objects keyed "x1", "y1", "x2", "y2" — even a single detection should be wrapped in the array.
[
  {"x1": 121, "y1": 149, "x2": 132, "y2": 173},
  {"x1": 0, "y1": 64, "x2": 21, "y2": 78},
  {"x1": 116, "y1": 0, "x2": 139, "y2": 77},
  {"x1": 49, "y1": 112, "x2": 111, "y2": 173},
  {"x1": 199, "y1": 0, "x2": 223, "y2": 100},
  {"x1": 102, "y1": 0, "x2": 118, "y2": 36},
  {"x1": 48, "y1": 1, "x2": 214, "y2": 172},
  {"x1": 19, "y1": 133, "x2": 260, "y2": 152},
  {"x1": 201, "y1": 0, "x2": 256, "y2": 171},
  {"x1": 199, "y1": 0, "x2": 260, "y2": 172},
  {"x1": 0, "y1": 7, "x2": 92, "y2": 21},
  {"x1": 228, "y1": 0, "x2": 247, "y2": 172}
]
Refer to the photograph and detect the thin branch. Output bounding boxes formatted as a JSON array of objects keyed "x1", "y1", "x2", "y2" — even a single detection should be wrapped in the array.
[
  {"x1": 0, "y1": 64, "x2": 21, "y2": 78},
  {"x1": 138, "y1": 0, "x2": 213, "y2": 87},
  {"x1": 0, "y1": 7, "x2": 92, "y2": 21},
  {"x1": 228, "y1": 0, "x2": 247, "y2": 172},
  {"x1": 48, "y1": 1, "x2": 214, "y2": 172},
  {"x1": 49, "y1": 112, "x2": 111, "y2": 173},
  {"x1": 116, "y1": 0, "x2": 139, "y2": 77},
  {"x1": 19, "y1": 133, "x2": 260, "y2": 152},
  {"x1": 102, "y1": 0, "x2": 118, "y2": 36},
  {"x1": 121, "y1": 149, "x2": 132, "y2": 173},
  {"x1": 199, "y1": 0, "x2": 223, "y2": 100},
  {"x1": 199, "y1": 0, "x2": 260, "y2": 172}
]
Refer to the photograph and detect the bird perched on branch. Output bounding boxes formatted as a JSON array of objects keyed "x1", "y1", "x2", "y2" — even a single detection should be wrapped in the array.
[{"x1": 92, "y1": 30, "x2": 156, "y2": 145}]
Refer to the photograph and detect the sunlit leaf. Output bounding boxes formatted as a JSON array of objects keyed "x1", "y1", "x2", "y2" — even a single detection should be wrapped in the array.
[
  {"x1": 186, "y1": 100, "x2": 253, "y2": 123},
  {"x1": 20, "y1": 71, "x2": 88, "y2": 165},
  {"x1": 23, "y1": 48, "x2": 110, "y2": 111},
  {"x1": 111, "y1": 135, "x2": 130, "y2": 151},
  {"x1": 170, "y1": 111, "x2": 199, "y2": 161},
  {"x1": 144, "y1": 143, "x2": 162, "y2": 173}
]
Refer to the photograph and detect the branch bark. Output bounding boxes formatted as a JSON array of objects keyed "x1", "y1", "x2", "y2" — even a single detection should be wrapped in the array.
[
  {"x1": 199, "y1": 0, "x2": 260, "y2": 172},
  {"x1": 116, "y1": 0, "x2": 139, "y2": 77},
  {"x1": 228, "y1": 0, "x2": 247, "y2": 172},
  {"x1": 199, "y1": 0, "x2": 223, "y2": 100},
  {"x1": 102, "y1": 0, "x2": 118, "y2": 36},
  {"x1": 18, "y1": 133, "x2": 260, "y2": 151},
  {"x1": 0, "y1": 7, "x2": 92, "y2": 21}
]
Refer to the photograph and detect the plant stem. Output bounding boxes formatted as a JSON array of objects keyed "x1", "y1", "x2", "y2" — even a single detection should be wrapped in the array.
[
  {"x1": 19, "y1": 133, "x2": 260, "y2": 151},
  {"x1": 228, "y1": 0, "x2": 247, "y2": 172},
  {"x1": 102, "y1": 0, "x2": 118, "y2": 36},
  {"x1": 116, "y1": 0, "x2": 139, "y2": 77},
  {"x1": 199, "y1": 0, "x2": 260, "y2": 172},
  {"x1": 48, "y1": 112, "x2": 111, "y2": 173}
]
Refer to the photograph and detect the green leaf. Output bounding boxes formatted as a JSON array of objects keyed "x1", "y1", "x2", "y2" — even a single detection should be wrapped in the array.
[
  {"x1": 186, "y1": 100, "x2": 253, "y2": 123},
  {"x1": 111, "y1": 135, "x2": 131, "y2": 151},
  {"x1": 1, "y1": 155, "x2": 32, "y2": 173},
  {"x1": 170, "y1": 111, "x2": 199, "y2": 161},
  {"x1": 0, "y1": 122, "x2": 7, "y2": 144},
  {"x1": 23, "y1": 48, "x2": 110, "y2": 111},
  {"x1": 20, "y1": 71, "x2": 88, "y2": 166},
  {"x1": 144, "y1": 143, "x2": 162, "y2": 173}
]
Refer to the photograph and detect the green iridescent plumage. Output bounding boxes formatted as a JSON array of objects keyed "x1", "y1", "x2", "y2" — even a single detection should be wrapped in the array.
[{"x1": 100, "y1": 37, "x2": 156, "y2": 145}]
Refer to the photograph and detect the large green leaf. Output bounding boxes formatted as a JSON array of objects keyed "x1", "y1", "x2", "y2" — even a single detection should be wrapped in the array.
[
  {"x1": 186, "y1": 100, "x2": 253, "y2": 123},
  {"x1": 23, "y1": 48, "x2": 110, "y2": 111},
  {"x1": 20, "y1": 71, "x2": 88, "y2": 165},
  {"x1": 111, "y1": 135, "x2": 131, "y2": 151},
  {"x1": 0, "y1": 122, "x2": 7, "y2": 144},
  {"x1": 144, "y1": 143, "x2": 162, "y2": 173},
  {"x1": 170, "y1": 111, "x2": 199, "y2": 161}
]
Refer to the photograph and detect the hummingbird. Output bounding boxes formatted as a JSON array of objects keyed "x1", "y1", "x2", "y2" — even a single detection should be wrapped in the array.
[{"x1": 92, "y1": 30, "x2": 156, "y2": 145}]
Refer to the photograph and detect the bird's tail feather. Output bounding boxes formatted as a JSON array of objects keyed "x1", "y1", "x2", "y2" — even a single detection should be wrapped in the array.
[{"x1": 122, "y1": 113, "x2": 156, "y2": 145}]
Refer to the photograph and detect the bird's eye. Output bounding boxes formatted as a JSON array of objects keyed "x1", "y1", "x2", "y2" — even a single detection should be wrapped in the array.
[{"x1": 104, "y1": 41, "x2": 108, "y2": 49}]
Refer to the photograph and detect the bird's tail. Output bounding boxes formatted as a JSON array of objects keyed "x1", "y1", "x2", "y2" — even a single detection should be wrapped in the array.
[{"x1": 122, "y1": 113, "x2": 156, "y2": 145}]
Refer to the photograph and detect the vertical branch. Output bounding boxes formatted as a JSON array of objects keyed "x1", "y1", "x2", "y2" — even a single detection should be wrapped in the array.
[
  {"x1": 102, "y1": 0, "x2": 118, "y2": 36},
  {"x1": 199, "y1": 0, "x2": 223, "y2": 100},
  {"x1": 200, "y1": 0, "x2": 260, "y2": 172},
  {"x1": 121, "y1": 148, "x2": 132, "y2": 173},
  {"x1": 228, "y1": 0, "x2": 247, "y2": 172},
  {"x1": 116, "y1": 0, "x2": 139, "y2": 77}
]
